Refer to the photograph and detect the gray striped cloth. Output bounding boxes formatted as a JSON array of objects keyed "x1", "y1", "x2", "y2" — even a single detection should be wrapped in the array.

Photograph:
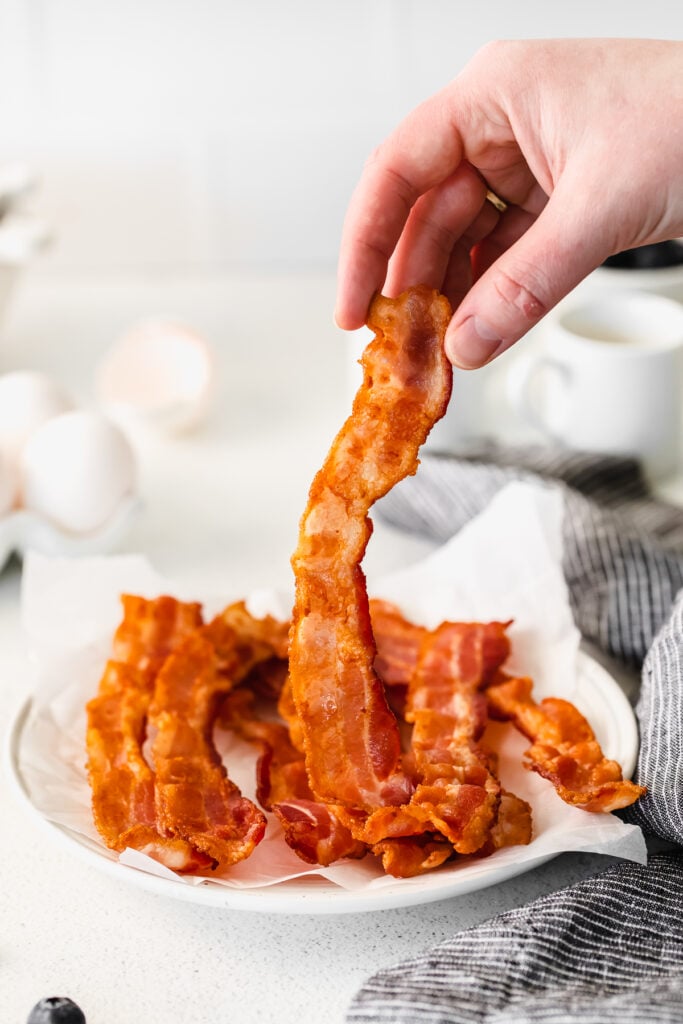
[{"x1": 347, "y1": 448, "x2": 683, "y2": 1024}]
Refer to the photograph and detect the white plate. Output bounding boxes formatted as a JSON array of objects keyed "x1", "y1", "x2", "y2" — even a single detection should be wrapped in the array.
[{"x1": 4, "y1": 648, "x2": 641, "y2": 915}]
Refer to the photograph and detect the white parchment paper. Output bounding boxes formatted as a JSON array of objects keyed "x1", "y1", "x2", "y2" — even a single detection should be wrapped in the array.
[{"x1": 14, "y1": 481, "x2": 646, "y2": 894}]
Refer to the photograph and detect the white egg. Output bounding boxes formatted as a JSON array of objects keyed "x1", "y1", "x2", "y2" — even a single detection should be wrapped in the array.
[
  {"x1": 0, "y1": 448, "x2": 19, "y2": 516},
  {"x1": 20, "y1": 411, "x2": 137, "y2": 534},
  {"x1": 96, "y1": 318, "x2": 214, "y2": 433},
  {"x1": 0, "y1": 371, "x2": 73, "y2": 464}
]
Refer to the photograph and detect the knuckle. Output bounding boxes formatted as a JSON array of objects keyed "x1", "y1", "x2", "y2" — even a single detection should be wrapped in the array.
[
  {"x1": 414, "y1": 210, "x2": 457, "y2": 259},
  {"x1": 363, "y1": 143, "x2": 385, "y2": 172},
  {"x1": 468, "y1": 39, "x2": 514, "y2": 73},
  {"x1": 363, "y1": 146, "x2": 417, "y2": 212},
  {"x1": 492, "y1": 268, "x2": 549, "y2": 325}
]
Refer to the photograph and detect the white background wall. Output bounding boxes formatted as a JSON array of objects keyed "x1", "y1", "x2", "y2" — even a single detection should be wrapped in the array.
[{"x1": 1, "y1": 0, "x2": 681, "y2": 274}]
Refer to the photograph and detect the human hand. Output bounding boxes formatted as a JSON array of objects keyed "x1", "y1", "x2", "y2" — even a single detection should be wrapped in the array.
[{"x1": 335, "y1": 38, "x2": 683, "y2": 368}]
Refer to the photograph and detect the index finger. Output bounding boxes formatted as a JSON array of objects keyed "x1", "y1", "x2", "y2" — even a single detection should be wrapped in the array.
[{"x1": 335, "y1": 93, "x2": 465, "y2": 330}]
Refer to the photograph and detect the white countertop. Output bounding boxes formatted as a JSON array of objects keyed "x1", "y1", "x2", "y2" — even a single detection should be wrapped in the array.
[{"x1": 0, "y1": 270, "x2": 675, "y2": 1024}]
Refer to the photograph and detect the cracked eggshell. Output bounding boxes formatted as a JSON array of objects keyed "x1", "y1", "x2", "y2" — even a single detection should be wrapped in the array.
[
  {"x1": 96, "y1": 319, "x2": 214, "y2": 433},
  {"x1": 20, "y1": 411, "x2": 137, "y2": 534},
  {"x1": 0, "y1": 371, "x2": 73, "y2": 466}
]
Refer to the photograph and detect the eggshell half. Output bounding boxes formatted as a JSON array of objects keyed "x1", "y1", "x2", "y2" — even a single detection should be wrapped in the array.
[{"x1": 96, "y1": 319, "x2": 214, "y2": 433}]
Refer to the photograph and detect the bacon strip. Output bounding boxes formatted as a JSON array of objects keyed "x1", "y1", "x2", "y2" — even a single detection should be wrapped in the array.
[
  {"x1": 272, "y1": 800, "x2": 368, "y2": 866},
  {"x1": 370, "y1": 599, "x2": 428, "y2": 688},
  {"x1": 372, "y1": 836, "x2": 454, "y2": 877},
  {"x1": 200, "y1": 600, "x2": 289, "y2": 677},
  {"x1": 86, "y1": 596, "x2": 215, "y2": 870},
  {"x1": 113, "y1": 594, "x2": 204, "y2": 679},
  {"x1": 88, "y1": 595, "x2": 291, "y2": 872},
  {"x1": 371, "y1": 599, "x2": 512, "y2": 690},
  {"x1": 486, "y1": 675, "x2": 646, "y2": 812},
  {"x1": 475, "y1": 790, "x2": 533, "y2": 857},
  {"x1": 86, "y1": 662, "x2": 159, "y2": 848},
  {"x1": 149, "y1": 634, "x2": 266, "y2": 870},
  {"x1": 340, "y1": 620, "x2": 510, "y2": 856},
  {"x1": 220, "y1": 690, "x2": 367, "y2": 866},
  {"x1": 403, "y1": 621, "x2": 503, "y2": 854},
  {"x1": 289, "y1": 286, "x2": 453, "y2": 809},
  {"x1": 218, "y1": 689, "x2": 311, "y2": 810}
]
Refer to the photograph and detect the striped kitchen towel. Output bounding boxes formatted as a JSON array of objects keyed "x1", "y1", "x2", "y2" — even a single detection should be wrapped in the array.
[
  {"x1": 347, "y1": 447, "x2": 683, "y2": 1024},
  {"x1": 375, "y1": 447, "x2": 683, "y2": 667},
  {"x1": 348, "y1": 850, "x2": 683, "y2": 1024}
]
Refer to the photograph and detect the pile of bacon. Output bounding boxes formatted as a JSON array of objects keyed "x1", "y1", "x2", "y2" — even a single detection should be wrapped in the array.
[{"x1": 86, "y1": 286, "x2": 644, "y2": 879}]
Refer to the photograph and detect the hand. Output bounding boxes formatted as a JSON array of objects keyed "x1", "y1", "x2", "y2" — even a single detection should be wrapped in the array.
[{"x1": 335, "y1": 38, "x2": 683, "y2": 368}]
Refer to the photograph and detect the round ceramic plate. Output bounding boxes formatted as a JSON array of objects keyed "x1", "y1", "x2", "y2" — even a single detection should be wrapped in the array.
[{"x1": 5, "y1": 649, "x2": 640, "y2": 915}]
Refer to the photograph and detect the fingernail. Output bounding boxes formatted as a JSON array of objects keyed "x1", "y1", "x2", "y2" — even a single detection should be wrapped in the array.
[{"x1": 446, "y1": 316, "x2": 505, "y2": 369}]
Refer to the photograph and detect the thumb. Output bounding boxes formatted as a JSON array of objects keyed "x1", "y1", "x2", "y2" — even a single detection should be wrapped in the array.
[{"x1": 444, "y1": 188, "x2": 612, "y2": 368}]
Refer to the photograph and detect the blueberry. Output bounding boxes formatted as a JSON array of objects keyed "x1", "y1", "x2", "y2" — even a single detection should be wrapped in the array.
[{"x1": 26, "y1": 996, "x2": 86, "y2": 1024}]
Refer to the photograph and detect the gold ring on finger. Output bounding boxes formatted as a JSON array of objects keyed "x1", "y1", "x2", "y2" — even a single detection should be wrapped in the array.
[{"x1": 484, "y1": 188, "x2": 508, "y2": 213}]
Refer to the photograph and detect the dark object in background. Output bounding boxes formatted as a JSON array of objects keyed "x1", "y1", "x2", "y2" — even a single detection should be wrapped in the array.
[
  {"x1": 27, "y1": 996, "x2": 86, "y2": 1024},
  {"x1": 603, "y1": 239, "x2": 683, "y2": 269}
]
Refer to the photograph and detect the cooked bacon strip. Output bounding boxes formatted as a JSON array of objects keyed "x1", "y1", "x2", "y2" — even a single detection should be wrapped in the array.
[
  {"x1": 276, "y1": 675, "x2": 305, "y2": 754},
  {"x1": 87, "y1": 659, "x2": 208, "y2": 868},
  {"x1": 218, "y1": 689, "x2": 311, "y2": 809},
  {"x1": 370, "y1": 599, "x2": 428, "y2": 688},
  {"x1": 243, "y1": 657, "x2": 289, "y2": 701},
  {"x1": 86, "y1": 663, "x2": 160, "y2": 847},
  {"x1": 200, "y1": 600, "x2": 289, "y2": 676},
  {"x1": 89, "y1": 595, "x2": 288, "y2": 872},
  {"x1": 289, "y1": 286, "x2": 453, "y2": 809},
  {"x1": 371, "y1": 599, "x2": 512, "y2": 690},
  {"x1": 219, "y1": 690, "x2": 367, "y2": 866},
  {"x1": 150, "y1": 634, "x2": 266, "y2": 870},
  {"x1": 475, "y1": 790, "x2": 533, "y2": 857},
  {"x1": 341, "y1": 620, "x2": 506, "y2": 854},
  {"x1": 272, "y1": 800, "x2": 367, "y2": 866},
  {"x1": 407, "y1": 624, "x2": 501, "y2": 853},
  {"x1": 113, "y1": 594, "x2": 204, "y2": 679},
  {"x1": 338, "y1": 619, "x2": 531, "y2": 863},
  {"x1": 87, "y1": 596, "x2": 215, "y2": 871},
  {"x1": 486, "y1": 675, "x2": 646, "y2": 812},
  {"x1": 372, "y1": 836, "x2": 454, "y2": 878}
]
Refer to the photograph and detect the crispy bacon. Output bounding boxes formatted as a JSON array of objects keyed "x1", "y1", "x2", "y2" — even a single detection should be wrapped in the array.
[
  {"x1": 476, "y1": 790, "x2": 533, "y2": 857},
  {"x1": 272, "y1": 800, "x2": 367, "y2": 866},
  {"x1": 486, "y1": 675, "x2": 646, "y2": 812},
  {"x1": 370, "y1": 599, "x2": 428, "y2": 688},
  {"x1": 86, "y1": 661, "x2": 159, "y2": 848},
  {"x1": 88, "y1": 595, "x2": 291, "y2": 872},
  {"x1": 149, "y1": 634, "x2": 266, "y2": 870},
  {"x1": 372, "y1": 836, "x2": 454, "y2": 877},
  {"x1": 87, "y1": 596, "x2": 216, "y2": 871},
  {"x1": 371, "y1": 599, "x2": 512, "y2": 691},
  {"x1": 289, "y1": 286, "x2": 453, "y2": 809},
  {"x1": 276, "y1": 675, "x2": 305, "y2": 754},
  {"x1": 333, "y1": 616, "x2": 534, "y2": 871},
  {"x1": 222, "y1": 701, "x2": 368, "y2": 867},
  {"x1": 113, "y1": 594, "x2": 204, "y2": 679},
  {"x1": 404, "y1": 621, "x2": 502, "y2": 853},
  {"x1": 220, "y1": 690, "x2": 368, "y2": 866},
  {"x1": 218, "y1": 689, "x2": 312, "y2": 810},
  {"x1": 338, "y1": 620, "x2": 508, "y2": 857},
  {"x1": 200, "y1": 600, "x2": 289, "y2": 677}
]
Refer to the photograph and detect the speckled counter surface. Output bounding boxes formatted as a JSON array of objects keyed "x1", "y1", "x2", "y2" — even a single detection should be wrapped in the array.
[{"x1": 1, "y1": 272, "x2": 677, "y2": 1024}]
